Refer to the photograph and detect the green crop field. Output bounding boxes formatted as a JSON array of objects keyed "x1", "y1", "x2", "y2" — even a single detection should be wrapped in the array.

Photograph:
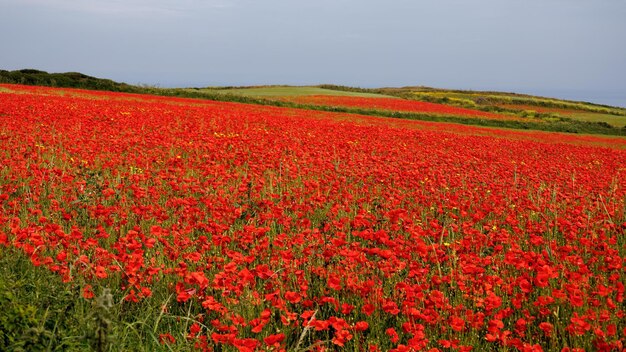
[
  {"x1": 566, "y1": 112, "x2": 626, "y2": 127},
  {"x1": 192, "y1": 86, "x2": 391, "y2": 98}
]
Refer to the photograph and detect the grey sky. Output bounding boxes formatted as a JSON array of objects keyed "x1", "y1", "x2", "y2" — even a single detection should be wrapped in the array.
[{"x1": 1, "y1": 0, "x2": 625, "y2": 107}]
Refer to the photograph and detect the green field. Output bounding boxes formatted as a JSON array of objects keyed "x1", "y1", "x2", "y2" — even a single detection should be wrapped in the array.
[
  {"x1": 189, "y1": 86, "x2": 391, "y2": 98},
  {"x1": 567, "y1": 112, "x2": 626, "y2": 127}
]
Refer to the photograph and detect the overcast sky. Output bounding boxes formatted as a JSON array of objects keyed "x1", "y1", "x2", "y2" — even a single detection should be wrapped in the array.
[{"x1": 1, "y1": 0, "x2": 625, "y2": 107}]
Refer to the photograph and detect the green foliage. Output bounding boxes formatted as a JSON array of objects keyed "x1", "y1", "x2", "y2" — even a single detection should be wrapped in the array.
[
  {"x1": 0, "y1": 246, "x2": 225, "y2": 351},
  {"x1": 317, "y1": 84, "x2": 389, "y2": 95},
  {"x1": 0, "y1": 290, "x2": 39, "y2": 350},
  {"x1": 0, "y1": 249, "x2": 88, "y2": 351},
  {"x1": 88, "y1": 289, "x2": 114, "y2": 352},
  {"x1": 0, "y1": 69, "x2": 141, "y2": 93}
]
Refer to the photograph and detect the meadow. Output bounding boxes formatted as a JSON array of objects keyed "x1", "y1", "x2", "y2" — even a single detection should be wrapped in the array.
[
  {"x1": 193, "y1": 86, "x2": 388, "y2": 98},
  {"x1": 0, "y1": 83, "x2": 625, "y2": 351}
]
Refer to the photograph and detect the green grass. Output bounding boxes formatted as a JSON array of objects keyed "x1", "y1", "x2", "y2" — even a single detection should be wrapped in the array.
[
  {"x1": 187, "y1": 86, "x2": 391, "y2": 98},
  {"x1": 568, "y1": 112, "x2": 626, "y2": 127},
  {"x1": 0, "y1": 247, "x2": 92, "y2": 351},
  {"x1": 0, "y1": 246, "x2": 220, "y2": 352}
]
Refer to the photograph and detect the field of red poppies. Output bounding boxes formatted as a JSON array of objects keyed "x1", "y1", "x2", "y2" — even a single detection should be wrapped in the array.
[{"x1": 1, "y1": 84, "x2": 625, "y2": 351}]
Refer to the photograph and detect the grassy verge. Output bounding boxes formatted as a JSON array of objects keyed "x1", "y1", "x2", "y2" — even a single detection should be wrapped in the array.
[
  {"x1": 0, "y1": 246, "x2": 93, "y2": 351},
  {"x1": 0, "y1": 245, "x2": 220, "y2": 352}
]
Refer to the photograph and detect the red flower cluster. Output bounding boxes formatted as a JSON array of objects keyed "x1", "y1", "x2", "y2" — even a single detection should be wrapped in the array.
[{"x1": 1, "y1": 84, "x2": 625, "y2": 351}]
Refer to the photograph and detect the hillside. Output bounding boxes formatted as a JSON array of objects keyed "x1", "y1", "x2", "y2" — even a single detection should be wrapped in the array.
[
  {"x1": 2, "y1": 69, "x2": 625, "y2": 135},
  {"x1": 0, "y1": 69, "x2": 140, "y2": 92}
]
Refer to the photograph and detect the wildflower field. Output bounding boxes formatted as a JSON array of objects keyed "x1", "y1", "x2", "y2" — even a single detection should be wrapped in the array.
[{"x1": 0, "y1": 84, "x2": 625, "y2": 351}]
